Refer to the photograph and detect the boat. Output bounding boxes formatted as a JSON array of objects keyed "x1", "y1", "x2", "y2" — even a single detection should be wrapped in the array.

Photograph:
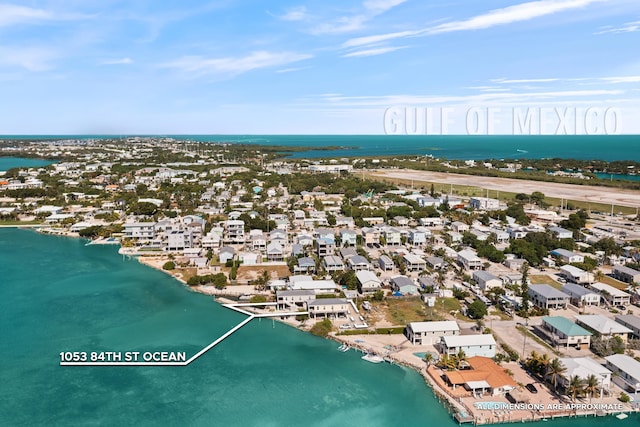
[
  {"x1": 337, "y1": 344, "x2": 350, "y2": 352},
  {"x1": 361, "y1": 353, "x2": 384, "y2": 363},
  {"x1": 616, "y1": 413, "x2": 628, "y2": 420}
]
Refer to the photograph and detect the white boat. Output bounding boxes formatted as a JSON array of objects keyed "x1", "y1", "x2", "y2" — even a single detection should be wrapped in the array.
[
  {"x1": 362, "y1": 353, "x2": 384, "y2": 363},
  {"x1": 616, "y1": 413, "x2": 628, "y2": 420},
  {"x1": 337, "y1": 344, "x2": 350, "y2": 352}
]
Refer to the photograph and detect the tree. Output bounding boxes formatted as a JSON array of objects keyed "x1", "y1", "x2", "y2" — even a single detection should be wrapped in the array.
[
  {"x1": 128, "y1": 201, "x2": 158, "y2": 216},
  {"x1": 519, "y1": 262, "x2": 530, "y2": 318},
  {"x1": 310, "y1": 318, "x2": 332, "y2": 337},
  {"x1": 546, "y1": 358, "x2": 567, "y2": 391},
  {"x1": 424, "y1": 352, "x2": 435, "y2": 366},
  {"x1": 566, "y1": 375, "x2": 585, "y2": 402},
  {"x1": 467, "y1": 300, "x2": 487, "y2": 319},
  {"x1": 162, "y1": 261, "x2": 175, "y2": 270},
  {"x1": 584, "y1": 374, "x2": 599, "y2": 402}
]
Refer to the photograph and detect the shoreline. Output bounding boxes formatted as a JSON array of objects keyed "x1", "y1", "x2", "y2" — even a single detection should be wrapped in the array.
[{"x1": 6, "y1": 228, "x2": 639, "y2": 425}]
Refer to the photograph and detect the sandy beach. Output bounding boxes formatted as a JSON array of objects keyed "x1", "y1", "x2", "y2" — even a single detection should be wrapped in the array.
[{"x1": 370, "y1": 169, "x2": 640, "y2": 208}]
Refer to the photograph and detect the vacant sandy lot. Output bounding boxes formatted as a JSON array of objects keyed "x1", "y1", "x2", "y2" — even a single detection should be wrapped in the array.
[{"x1": 370, "y1": 169, "x2": 640, "y2": 208}]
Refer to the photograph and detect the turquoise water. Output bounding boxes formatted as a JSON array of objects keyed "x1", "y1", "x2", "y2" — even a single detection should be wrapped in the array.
[
  {"x1": 1, "y1": 228, "x2": 638, "y2": 426},
  {"x1": 594, "y1": 173, "x2": 640, "y2": 182},
  {"x1": 0, "y1": 156, "x2": 54, "y2": 170},
  {"x1": 2, "y1": 135, "x2": 640, "y2": 161}
]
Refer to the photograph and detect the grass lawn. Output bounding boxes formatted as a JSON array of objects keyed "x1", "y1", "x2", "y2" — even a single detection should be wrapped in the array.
[
  {"x1": 384, "y1": 297, "x2": 428, "y2": 325},
  {"x1": 598, "y1": 275, "x2": 629, "y2": 290},
  {"x1": 529, "y1": 274, "x2": 563, "y2": 290}
]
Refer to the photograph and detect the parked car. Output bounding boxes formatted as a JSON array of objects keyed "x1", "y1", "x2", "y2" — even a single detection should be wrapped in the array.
[
  {"x1": 525, "y1": 383, "x2": 538, "y2": 394},
  {"x1": 616, "y1": 305, "x2": 627, "y2": 311}
]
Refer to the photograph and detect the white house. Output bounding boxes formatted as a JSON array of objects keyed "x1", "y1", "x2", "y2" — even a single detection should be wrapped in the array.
[
  {"x1": 559, "y1": 265, "x2": 593, "y2": 284},
  {"x1": 558, "y1": 357, "x2": 612, "y2": 392},
  {"x1": 589, "y1": 282, "x2": 631, "y2": 306},
  {"x1": 405, "y1": 321, "x2": 460, "y2": 345},
  {"x1": 605, "y1": 354, "x2": 640, "y2": 393},
  {"x1": 470, "y1": 197, "x2": 500, "y2": 211},
  {"x1": 551, "y1": 248, "x2": 584, "y2": 264},
  {"x1": 615, "y1": 315, "x2": 640, "y2": 339},
  {"x1": 439, "y1": 334, "x2": 496, "y2": 358},
  {"x1": 473, "y1": 271, "x2": 502, "y2": 291},
  {"x1": 575, "y1": 314, "x2": 633, "y2": 342},
  {"x1": 549, "y1": 227, "x2": 574, "y2": 239},
  {"x1": 458, "y1": 250, "x2": 483, "y2": 270},
  {"x1": 561, "y1": 283, "x2": 601, "y2": 306},
  {"x1": 403, "y1": 254, "x2": 427, "y2": 272},
  {"x1": 528, "y1": 284, "x2": 570, "y2": 309},
  {"x1": 307, "y1": 298, "x2": 349, "y2": 319},
  {"x1": 356, "y1": 270, "x2": 382, "y2": 295}
]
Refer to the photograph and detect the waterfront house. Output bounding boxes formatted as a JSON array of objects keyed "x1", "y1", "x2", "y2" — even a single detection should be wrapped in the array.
[
  {"x1": 557, "y1": 357, "x2": 611, "y2": 392},
  {"x1": 589, "y1": 282, "x2": 631, "y2": 306},
  {"x1": 288, "y1": 276, "x2": 337, "y2": 293},
  {"x1": 123, "y1": 222, "x2": 156, "y2": 241},
  {"x1": 472, "y1": 271, "x2": 502, "y2": 291},
  {"x1": 276, "y1": 290, "x2": 315, "y2": 310},
  {"x1": 575, "y1": 314, "x2": 632, "y2": 343},
  {"x1": 541, "y1": 316, "x2": 592, "y2": 349},
  {"x1": 307, "y1": 298, "x2": 349, "y2": 319},
  {"x1": 443, "y1": 356, "x2": 518, "y2": 397},
  {"x1": 529, "y1": 284, "x2": 570, "y2": 309},
  {"x1": 561, "y1": 283, "x2": 601, "y2": 306},
  {"x1": 405, "y1": 321, "x2": 460, "y2": 345},
  {"x1": 356, "y1": 270, "x2": 382, "y2": 295},
  {"x1": 613, "y1": 265, "x2": 640, "y2": 284},
  {"x1": 439, "y1": 334, "x2": 496, "y2": 358},
  {"x1": 604, "y1": 354, "x2": 640, "y2": 393},
  {"x1": 615, "y1": 315, "x2": 640, "y2": 339}
]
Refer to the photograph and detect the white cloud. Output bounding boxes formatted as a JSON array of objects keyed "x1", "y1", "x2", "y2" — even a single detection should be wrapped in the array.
[
  {"x1": 600, "y1": 76, "x2": 640, "y2": 83},
  {"x1": 101, "y1": 57, "x2": 133, "y2": 65},
  {"x1": 342, "y1": 46, "x2": 407, "y2": 57},
  {"x1": 162, "y1": 51, "x2": 313, "y2": 76},
  {"x1": 594, "y1": 20, "x2": 640, "y2": 34},
  {"x1": 343, "y1": 0, "x2": 604, "y2": 47},
  {"x1": 312, "y1": 0, "x2": 406, "y2": 34},
  {"x1": 0, "y1": 46, "x2": 58, "y2": 71},
  {"x1": 491, "y1": 78, "x2": 561, "y2": 84},
  {"x1": 0, "y1": 4, "x2": 50, "y2": 26},
  {"x1": 276, "y1": 66, "x2": 310, "y2": 73},
  {"x1": 278, "y1": 6, "x2": 308, "y2": 22}
]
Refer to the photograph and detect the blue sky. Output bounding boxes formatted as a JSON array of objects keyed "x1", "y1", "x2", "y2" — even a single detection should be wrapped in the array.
[{"x1": 1, "y1": 0, "x2": 639, "y2": 134}]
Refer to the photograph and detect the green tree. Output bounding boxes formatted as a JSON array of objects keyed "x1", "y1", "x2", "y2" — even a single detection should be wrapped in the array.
[
  {"x1": 546, "y1": 358, "x2": 567, "y2": 391},
  {"x1": 566, "y1": 375, "x2": 585, "y2": 402},
  {"x1": 310, "y1": 318, "x2": 333, "y2": 337},
  {"x1": 467, "y1": 300, "x2": 487, "y2": 319},
  {"x1": 162, "y1": 261, "x2": 175, "y2": 270},
  {"x1": 519, "y1": 262, "x2": 530, "y2": 318}
]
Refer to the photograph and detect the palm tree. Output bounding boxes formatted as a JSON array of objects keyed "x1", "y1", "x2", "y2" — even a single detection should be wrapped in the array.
[
  {"x1": 566, "y1": 376, "x2": 585, "y2": 402},
  {"x1": 538, "y1": 353, "x2": 551, "y2": 378},
  {"x1": 424, "y1": 352, "x2": 435, "y2": 367},
  {"x1": 584, "y1": 374, "x2": 599, "y2": 402},
  {"x1": 547, "y1": 358, "x2": 567, "y2": 392},
  {"x1": 455, "y1": 349, "x2": 467, "y2": 369}
]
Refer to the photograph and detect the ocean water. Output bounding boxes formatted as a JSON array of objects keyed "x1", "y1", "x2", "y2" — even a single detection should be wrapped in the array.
[
  {"x1": 594, "y1": 173, "x2": 640, "y2": 182},
  {"x1": 2, "y1": 135, "x2": 640, "y2": 161},
  {"x1": 0, "y1": 156, "x2": 54, "y2": 170},
  {"x1": 1, "y1": 228, "x2": 637, "y2": 426}
]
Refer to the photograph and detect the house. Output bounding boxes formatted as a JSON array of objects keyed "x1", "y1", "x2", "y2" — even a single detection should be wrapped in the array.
[
  {"x1": 575, "y1": 314, "x2": 633, "y2": 342},
  {"x1": 489, "y1": 228, "x2": 510, "y2": 244},
  {"x1": 604, "y1": 354, "x2": 640, "y2": 393},
  {"x1": 470, "y1": 197, "x2": 500, "y2": 211},
  {"x1": 557, "y1": 357, "x2": 612, "y2": 392},
  {"x1": 362, "y1": 227, "x2": 380, "y2": 246},
  {"x1": 615, "y1": 315, "x2": 640, "y2": 339},
  {"x1": 420, "y1": 217, "x2": 443, "y2": 227},
  {"x1": 322, "y1": 255, "x2": 345, "y2": 273},
  {"x1": 383, "y1": 227, "x2": 402, "y2": 246},
  {"x1": 439, "y1": 334, "x2": 496, "y2": 358},
  {"x1": 339, "y1": 229, "x2": 357, "y2": 246},
  {"x1": 294, "y1": 257, "x2": 316, "y2": 274},
  {"x1": 288, "y1": 276, "x2": 337, "y2": 293},
  {"x1": 276, "y1": 290, "x2": 315, "y2": 310},
  {"x1": 219, "y1": 246, "x2": 235, "y2": 264},
  {"x1": 403, "y1": 254, "x2": 427, "y2": 272},
  {"x1": 426, "y1": 256, "x2": 445, "y2": 270},
  {"x1": 356, "y1": 270, "x2": 382, "y2": 295},
  {"x1": 443, "y1": 356, "x2": 518, "y2": 397},
  {"x1": 458, "y1": 250, "x2": 483, "y2": 270},
  {"x1": 589, "y1": 282, "x2": 631, "y2": 306},
  {"x1": 347, "y1": 255, "x2": 372, "y2": 271},
  {"x1": 239, "y1": 251, "x2": 261, "y2": 266},
  {"x1": 378, "y1": 255, "x2": 395, "y2": 271},
  {"x1": 528, "y1": 284, "x2": 570, "y2": 309},
  {"x1": 561, "y1": 283, "x2": 601, "y2": 306},
  {"x1": 390, "y1": 275, "x2": 418, "y2": 295},
  {"x1": 405, "y1": 321, "x2": 460, "y2": 345},
  {"x1": 266, "y1": 242, "x2": 284, "y2": 262},
  {"x1": 473, "y1": 271, "x2": 502, "y2": 291},
  {"x1": 503, "y1": 258, "x2": 526, "y2": 271},
  {"x1": 451, "y1": 221, "x2": 469, "y2": 233},
  {"x1": 339, "y1": 247, "x2": 358, "y2": 260},
  {"x1": 549, "y1": 226, "x2": 574, "y2": 239},
  {"x1": 408, "y1": 229, "x2": 429, "y2": 246},
  {"x1": 551, "y1": 248, "x2": 584, "y2": 264},
  {"x1": 559, "y1": 265, "x2": 593, "y2": 284},
  {"x1": 224, "y1": 219, "x2": 245, "y2": 244},
  {"x1": 613, "y1": 265, "x2": 640, "y2": 284},
  {"x1": 315, "y1": 238, "x2": 335, "y2": 257},
  {"x1": 541, "y1": 316, "x2": 592, "y2": 349},
  {"x1": 123, "y1": 222, "x2": 156, "y2": 240},
  {"x1": 307, "y1": 298, "x2": 349, "y2": 319},
  {"x1": 249, "y1": 233, "x2": 267, "y2": 252}
]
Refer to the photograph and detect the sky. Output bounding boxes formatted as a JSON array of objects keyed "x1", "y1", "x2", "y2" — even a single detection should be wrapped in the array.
[{"x1": 1, "y1": 0, "x2": 640, "y2": 135}]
